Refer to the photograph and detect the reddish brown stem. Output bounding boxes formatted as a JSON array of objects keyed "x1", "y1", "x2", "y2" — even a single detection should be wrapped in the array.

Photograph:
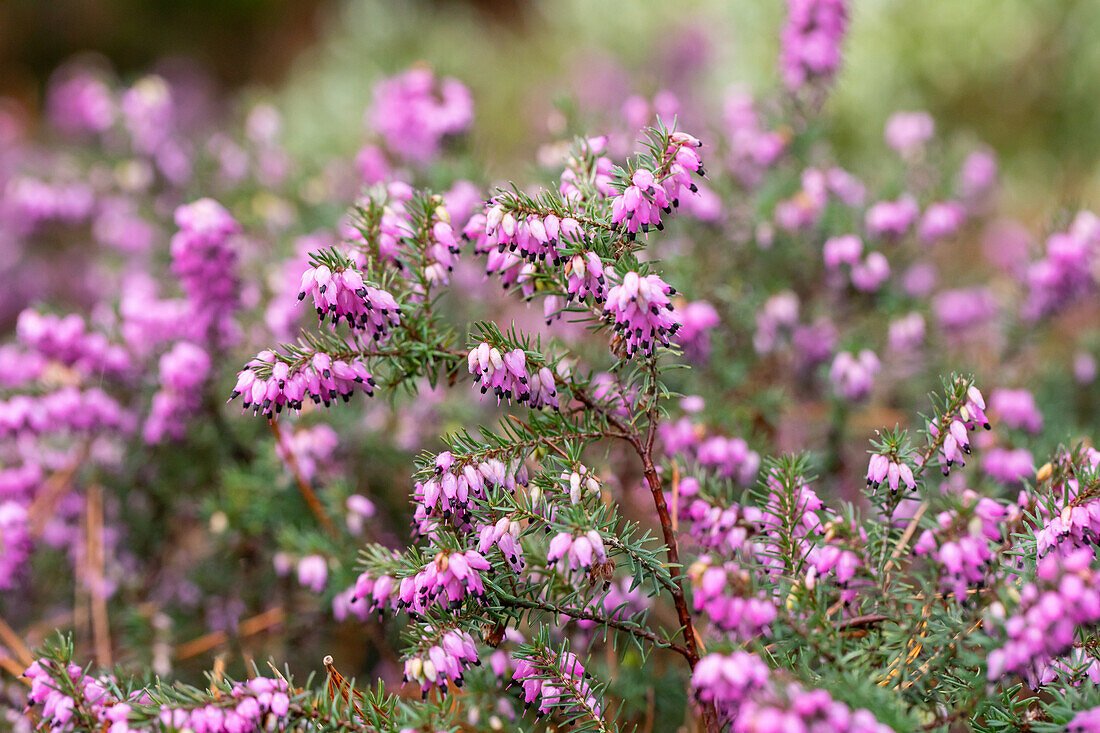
[{"x1": 269, "y1": 420, "x2": 338, "y2": 537}]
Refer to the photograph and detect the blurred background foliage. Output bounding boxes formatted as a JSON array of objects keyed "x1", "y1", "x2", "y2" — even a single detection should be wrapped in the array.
[{"x1": 5, "y1": 0, "x2": 1100, "y2": 212}]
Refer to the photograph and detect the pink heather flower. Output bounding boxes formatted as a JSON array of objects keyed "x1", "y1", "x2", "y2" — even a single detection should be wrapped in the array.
[
  {"x1": 276, "y1": 424, "x2": 339, "y2": 484},
  {"x1": 611, "y1": 168, "x2": 673, "y2": 238},
  {"x1": 512, "y1": 651, "x2": 602, "y2": 717},
  {"x1": 121, "y1": 75, "x2": 175, "y2": 156},
  {"x1": 826, "y1": 167, "x2": 866, "y2": 206},
  {"x1": 354, "y1": 144, "x2": 391, "y2": 184},
  {"x1": 933, "y1": 287, "x2": 997, "y2": 333},
  {"x1": 16, "y1": 310, "x2": 131, "y2": 377},
  {"x1": 829, "y1": 349, "x2": 879, "y2": 401},
  {"x1": 696, "y1": 436, "x2": 762, "y2": 485},
  {"x1": 547, "y1": 530, "x2": 608, "y2": 574},
  {"x1": 1075, "y1": 352, "x2": 1098, "y2": 385},
  {"x1": 957, "y1": 148, "x2": 998, "y2": 201},
  {"x1": 297, "y1": 554, "x2": 328, "y2": 593},
  {"x1": 170, "y1": 198, "x2": 241, "y2": 345},
  {"x1": 0, "y1": 501, "x2": 31, "y2": 589},
  {"x1": 927, "y1": 385, "x2": 990, "y2": 475},
  {"x1": 482, "y1": 200, "x2": 569, "y2": 266},
  {"x1": 694, "y1": 651, "x2": 892, "y2": 730},
  {"x1": 466, "y1": 342, "x2": 558, "y2": 409},
  {"x1": 564, "y1": 252, "x2": 608, "y2": 303},
  {"x1": 779, "y1": 0, "x2": 850, "y2": 91},
  {"x1": 774, "y1": 168, "x2": 828, "y2": 232},
  {"x1": 753, "y1": 291, "x2": 799, "y2": 354},
  {"x1": 888, "y1": 312, "x2": 925, "y2": 352},
  {"x1": 723, "y1": 88, "x2": 786, "y2": 187},
  {"x1": 1070, "y1": 707, "x2": 1100, "y2": 732},
  {"x1": 477, "y1": 517, "x2": 525, "y2": 572},
  {"x1": 403, "y1": 628, "x2": 480, "y2": 693},
  {"x1": 230, "y1": 350, "x2": 375, "y2": 418},
  {"x1": 865, "y1": 453, "x2": 916, "y2": 494},
  {"x1": 297, "y1": 264, "x2": 400, "y2": 338},
  {"x1": 368, "y1": 68, "x2": 473, "y2": 163},
  {"x1": 902, "y1": 262, "x2": 937, "y2": 297},
  {"x1": 791, "y1": 318, "x2": 838, "y2": 369},
  {"x1": 989, "y1": 389, "x2": 1043, "y2": 433},
  {"x1": 47, "y1": 67, "x2": 116, "y2": 136},
  {"x1": 691, "y1": 557, "x2": 777, "y2": 640},
  {"x1": 143, "y1": 341, "x2": 211, "y2": 444},
  {"x1": 1023, "y1": 211, "x2": 1100, "y2": 320},
  {"x1": 850, "y1": 251, "x2": 890, "y2": 292},
  {"x1": 610, "y1": 133, "x2": 705, "y2": 240},
  {"x1": 401, "y1": 550, "x2": 491, "y2": 614},
  {"x1": 982, "y1": 447, "x2": 1034, "y2": 484},
  {"x1": 4, "y1": 177, "x2": 95, "y2": 232},
  {"x1": 865, "y1": 195, "x2": 919, "y2": 239},
  {"x1": 414, "y1": 452, "x2": 524, "y2": 534},
  {"x1": 823, "y1": 234, "x2": 862, "y2": 269},
  {"x1": 918, "y1": 201, "x2": 967, "y2": 243},
  {"x1": 676, "y1": 300, "x2": 721, "y2": 361},
  {"x1": 986, "y1": 548, "x2": 1100, "y2": 685},
  {"x1": 604, "y1": 272, "x2": 681, "y2": 358},
  {"x1": 884, "y1": 111, "x2": 934, "y2": 155},
  {"x1": 93, "y1": 197, "x2": 156, "y2": 254}
]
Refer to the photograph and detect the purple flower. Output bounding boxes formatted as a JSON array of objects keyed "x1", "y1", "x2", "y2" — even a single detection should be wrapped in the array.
[
  {"x1": 865, "y1": 195, "x2": 919, "y2": 239},
  {"x1": 676, "y1": 300, "x2": 721, "y2": 361},
  {"x1": 829, "y1": 349, "x2": 879, "y2": 401},
  {"x1": 989, "y1": 389, "x2": 1043, "y2": 433},
  {"x1": 368, "y1": 68, "x2": 473, "y2": 163},
  {"x1": 779, "y1": 0, "x2": 850, "y2": 91},
  {"x1": 918, "y1": 201, "x2": 967, "y2": 243},
  {"x1": 884, "y1": 111, "x2": 934, "y2": 155},
  {"x1": 604, "y1": 272, "x2": 681, "y2": 358},
  {"x1": 298, "y1": 264, "x2": 401, "y2": 338}
]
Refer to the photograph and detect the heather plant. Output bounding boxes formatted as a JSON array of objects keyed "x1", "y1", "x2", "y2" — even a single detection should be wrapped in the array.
[{"x1": 7, "y1": 2, "x2": 1100, "y2": 732}]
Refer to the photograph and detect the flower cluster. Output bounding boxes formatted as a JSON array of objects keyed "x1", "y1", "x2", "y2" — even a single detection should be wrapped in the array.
[
  {"x1": 169, "y1": 198, "x2": 241, "y2": 345},
  {"x1": 865, "y1": 453, "x2": 916, "y2": 494},
  {"x1": 829, "y1": 349, "x2": 879, "y2": 400},
  {"x1": 16, "y1": 310, "x2": 131, "y2": 377},
  {"x1": 989, "y1": 388, "x2": 1043, "y2": 433},
  {"x1": 413, "y1": 451, "x2": 521, "y2": 533},
  {"x1": 368, "y1": 67, "x2": 473, "y2": 162},
  {"x1": 564, "y1": 252, "x2": 609, "y2": 303},
  {"x1": 546, "y1": 530, "x2": 608, "y2": 576},
  {"x1": 929, "y1": 384, "x2": 990, "y2": 474},
  {"x1": 477, "y1": 516, "x2": 526, "y2": 572},
  {"x1": 406, "y1": 549, "x2": 491, "y2": 614},
  {"x1": 986, "y1": 548, "x2": 1100, "y2": 685},
  {"x1": 403, "y1": 628, "x2": 481, "y2": 694},
  {"x1": 780, "y1": 0, "x2": 849, "y2": 91},
  {"x1": 692, "y1": 652, "x2": 891, "y2": 731},
  {"x1": 229, "y1": 351, "x2": 375, "y2": 418},
  {"x1": 466, "y1": 342, "x2": 558, "y2": 408},
  {"x1": 604, "y1": 271, "x2": 681, "y2": 358},
  {"x1": 143, "y1": 341, "x2": 211, "y2": 443},
  {"x1": 512, "y1": 650, "x2": 601, "y2": 718},
  {"x1": 690, "y1": 557, "x2": 777, "y2": 640},
  {"x1": 298, "y1": 264, "x2": 401, "y2": 338},
  {"x1": 610, "y1": 132, "x2": 704, "y2": 239}
]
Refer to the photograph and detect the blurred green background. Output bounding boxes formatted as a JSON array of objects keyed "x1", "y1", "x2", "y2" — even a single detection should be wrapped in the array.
[{"x1": 4, "y1": 0, "x2": 1100, "y2": 218}]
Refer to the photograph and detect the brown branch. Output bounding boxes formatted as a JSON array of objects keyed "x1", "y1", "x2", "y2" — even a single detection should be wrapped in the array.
[
  {"x1": 86, "y1": 485, "x2": 111, "y2": 667},
  {"x1": 835, "y1": 614, "x2": 891, "y2": 631},
  {"x1": 28, "y1": 445, "x2": 88, "y2": 537},
  {"x1": 269, "y1": 420, "x2": 338, "y2": 537},
  {"x1": 176, "y1": 606, "x2": 285, "y2": 661},
  {"x1": 883, "y1": 500, "x2": 929, "y2": 574},
  {"x1": 502, "y1": 596, "x2": 689, "y2": 659},
  {"x1": 0, "y1": 613, "x2": 33, "y2": 667}
]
